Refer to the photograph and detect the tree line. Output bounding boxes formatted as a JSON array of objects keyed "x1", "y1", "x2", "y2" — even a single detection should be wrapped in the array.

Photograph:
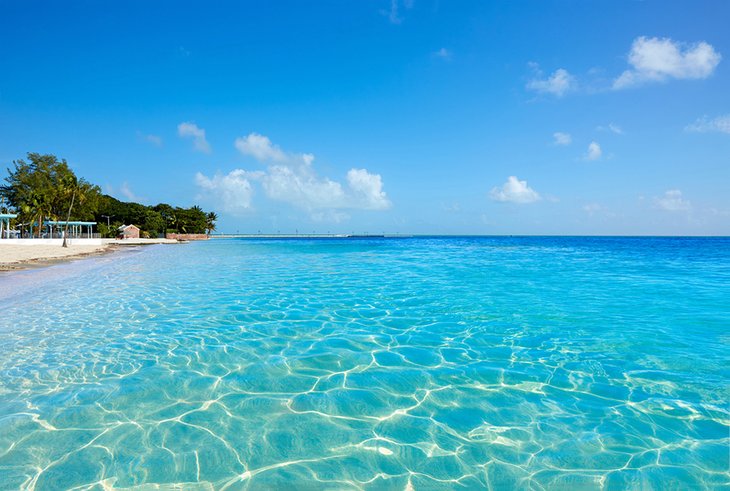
[{"x1": 0, "y1": 153, "x2": 217, "y2": 238}]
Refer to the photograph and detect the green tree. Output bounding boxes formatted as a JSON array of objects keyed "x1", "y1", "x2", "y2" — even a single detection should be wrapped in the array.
[
  {"x1": 153, "y1": 203, "x2": 175, "y2": 234},
  {"x1": 0, "y1": 153, "x2": 101, "y2": 236},
  {"x1": 2, "y1": 153, "x2": 216, "y2": 239},
  {"x1": 175, "y1": 205, "x2": 207, "y2": 234},
  {"x1": 142, "y1": 209, "x2": 165, "y2": 237},
  {"x1": 24, "y1": 190, "x2": 52, "y2": 237},
  {"x1": 206, "y1": 211, "x2": 218, "y2": 235}
]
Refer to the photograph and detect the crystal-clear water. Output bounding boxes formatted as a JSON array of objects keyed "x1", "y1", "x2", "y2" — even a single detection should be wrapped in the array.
[{"x1": 0, "y1": 237, "x2": 728, "y2": 490}]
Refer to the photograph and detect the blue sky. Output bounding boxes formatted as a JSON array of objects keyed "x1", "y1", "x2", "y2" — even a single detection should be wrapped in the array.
[{"x1": 1, "y1": 1, "x2": 728, "y2": 235}]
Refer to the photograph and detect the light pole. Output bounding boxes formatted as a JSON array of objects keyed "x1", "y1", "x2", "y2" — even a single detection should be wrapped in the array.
[{"x1": 101, "y1": 215, "x2": 113, "y2": 238}]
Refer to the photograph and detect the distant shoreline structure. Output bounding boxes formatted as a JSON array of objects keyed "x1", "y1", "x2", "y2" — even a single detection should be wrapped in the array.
[
  {"x1": 210, "y1": 233, "x2": 401, "y2": 239},
  {"x1": 211, "y1": 234, "x2": 643, "y2": 241}
]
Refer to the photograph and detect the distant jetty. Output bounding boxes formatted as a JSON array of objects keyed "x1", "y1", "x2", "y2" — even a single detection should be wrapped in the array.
[{"x1": 210, "y1": 233, "x2": 407, "y2": 239}]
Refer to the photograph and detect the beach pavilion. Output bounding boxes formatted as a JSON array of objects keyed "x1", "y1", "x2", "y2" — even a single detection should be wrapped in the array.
[
  {"x1": 29, "y1": 220, "x2": 97, "y2": 239},
  {"x1": 0, "y1": 213, "x2": 18, "y2": 239}
]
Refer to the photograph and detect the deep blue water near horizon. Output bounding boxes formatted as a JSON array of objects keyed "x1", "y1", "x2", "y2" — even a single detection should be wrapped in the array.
[{"x1": 0, "y1": 236, "x2": 728, "y2": 490}]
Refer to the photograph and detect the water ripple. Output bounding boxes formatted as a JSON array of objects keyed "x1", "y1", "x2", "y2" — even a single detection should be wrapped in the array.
[{"x1": 0, "y1": 237, "x2": 728, "y2": 489}]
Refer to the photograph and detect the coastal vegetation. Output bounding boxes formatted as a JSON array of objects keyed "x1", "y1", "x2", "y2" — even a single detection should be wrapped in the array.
[{"x1": 1, "y1": 153, "x2": 216, "y2": 238}]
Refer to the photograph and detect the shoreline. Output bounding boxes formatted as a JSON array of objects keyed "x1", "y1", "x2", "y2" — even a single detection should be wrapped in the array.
[
  {"x1": 0, "y1": 239, "x2": 181, "y2": 272},
  {"x1": 0, "y1": 244, "x2": 117, "y2": 272}
]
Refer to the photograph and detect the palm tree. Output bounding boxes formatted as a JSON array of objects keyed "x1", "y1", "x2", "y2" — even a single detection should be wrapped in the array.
[
  {"x1": 24, "y1": 191, "x2": 50, "y2": 238},
  {"x1": 206, "y1": 211, "x2": 218, "y2": 235},
  {"x1": 60, "y1": 175, "x2": 78, "y2": 247}
]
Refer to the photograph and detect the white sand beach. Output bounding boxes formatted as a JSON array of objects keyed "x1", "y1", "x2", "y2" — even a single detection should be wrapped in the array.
[{"x1": 0, "y1": 244, "x2": 111, "y2": 270}]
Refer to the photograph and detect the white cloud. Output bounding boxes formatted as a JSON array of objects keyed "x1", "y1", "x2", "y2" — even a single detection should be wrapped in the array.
[
  {"x1": 145, "y1": 135, "x2": 162, "y2": 146},
  {"x1": 197, "y1": 134, "x2": 391, "y2": 219},
  {"x1": 119, "y1": 182, "x2": 144, "y2": 203},
  {"x1": 235, "y1": 133, "x2": 287, "y2": 162},
  {"x1": 685, "y1": 114, "x2": 730, "y2": 134},
  {"x1": 434, "y1": 48, "x2": 451, "y2": 60},
  {"x1": 527, "y1": 68, "x2": 576, "y2": 97},
  {"x1": 597, "y1": 123, "x2": 624, "y2": 135},
  {"x1": 383, "y1": 0, "x2": 413, "y2": 24},
  {"x1": 490, "y1": 176, "x2": 541, "y2": 204},
  {"x1": 553, "y1": 132, "x2": 572, "y2": 145},
  {"x1": 347, "y1": 168, "x2": 390, "y2": 210},
  {"x1": 195, "y1": 170, "x2": 257, "y2": 214},
  {"x1": 442, "y1": 202, "x2": 461, "y2": 213},
  {"x1": 654, "y1": 189, "x2": 691, "y2": 211},
  {"x1": 582, "y1": 202, "x2": 605, "y2": 214},
  {"x1": 310, "y1": 210, "x2": 350, "y2": 223},
  {"x1": 177, "y1": 122, "x2": 211, "y2": 153},
  {"x1": 585, "y1": 141, "x2": 602, "y2": 161},
  {"x1": 583, "y1": 203, "x2": 616, "y2": 218},
  {"x1": 137, "y1": 132, "x2": 162, "y2": 146},
  {"x1": 583, "y1": 203, "x2": 604, "y2": 214},
  {"x1": 707, "y1": 207, "x2": 730, "y2": 218},
  {"x1": 613, "y1": 36, "x2": 721, "y2": 89},
  {"x1": 609, "y1": 123, "x2": 623, "y2": 134},
  {"x1": 260, "y1": 162, "x2": 347, "y2": 210}
]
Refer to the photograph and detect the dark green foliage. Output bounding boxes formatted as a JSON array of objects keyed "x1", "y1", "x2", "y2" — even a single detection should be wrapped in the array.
[
  {"x1": 1, "y1": 152, "x2": 216, "y2": 237},
  {"x1": 206, "y1": 211, "x2": 218, "y2": 234},
  {"x1": 95, "y1": 196, "x2": 211, "y2": 237},
  {"x1": 0, "y1": 153, "x2": 101, "y2": 236}
]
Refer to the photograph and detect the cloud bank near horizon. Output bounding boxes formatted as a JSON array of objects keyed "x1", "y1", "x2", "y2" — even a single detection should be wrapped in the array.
[{"x1": 195, "y1": 133, "x2": 391, "y2": 221}]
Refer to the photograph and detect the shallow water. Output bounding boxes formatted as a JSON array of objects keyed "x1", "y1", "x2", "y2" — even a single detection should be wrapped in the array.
[{"x1": 0, "y1": 237, "x2": 728, "y2": 489}]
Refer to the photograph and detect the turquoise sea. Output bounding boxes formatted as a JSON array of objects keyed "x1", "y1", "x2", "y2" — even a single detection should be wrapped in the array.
[{"x1": 0, "y1": 237, "x2": 728, "y2": 490}]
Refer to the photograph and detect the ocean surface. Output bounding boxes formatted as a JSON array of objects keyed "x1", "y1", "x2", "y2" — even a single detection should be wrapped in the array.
[{"x1": 0, "y1": 237, "x2": 728, "y2": 490}]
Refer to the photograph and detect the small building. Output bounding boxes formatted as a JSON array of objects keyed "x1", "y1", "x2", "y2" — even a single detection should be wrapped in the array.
[{"x1": 118, "y1": 224, "x2": 140, "y2": 239}]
